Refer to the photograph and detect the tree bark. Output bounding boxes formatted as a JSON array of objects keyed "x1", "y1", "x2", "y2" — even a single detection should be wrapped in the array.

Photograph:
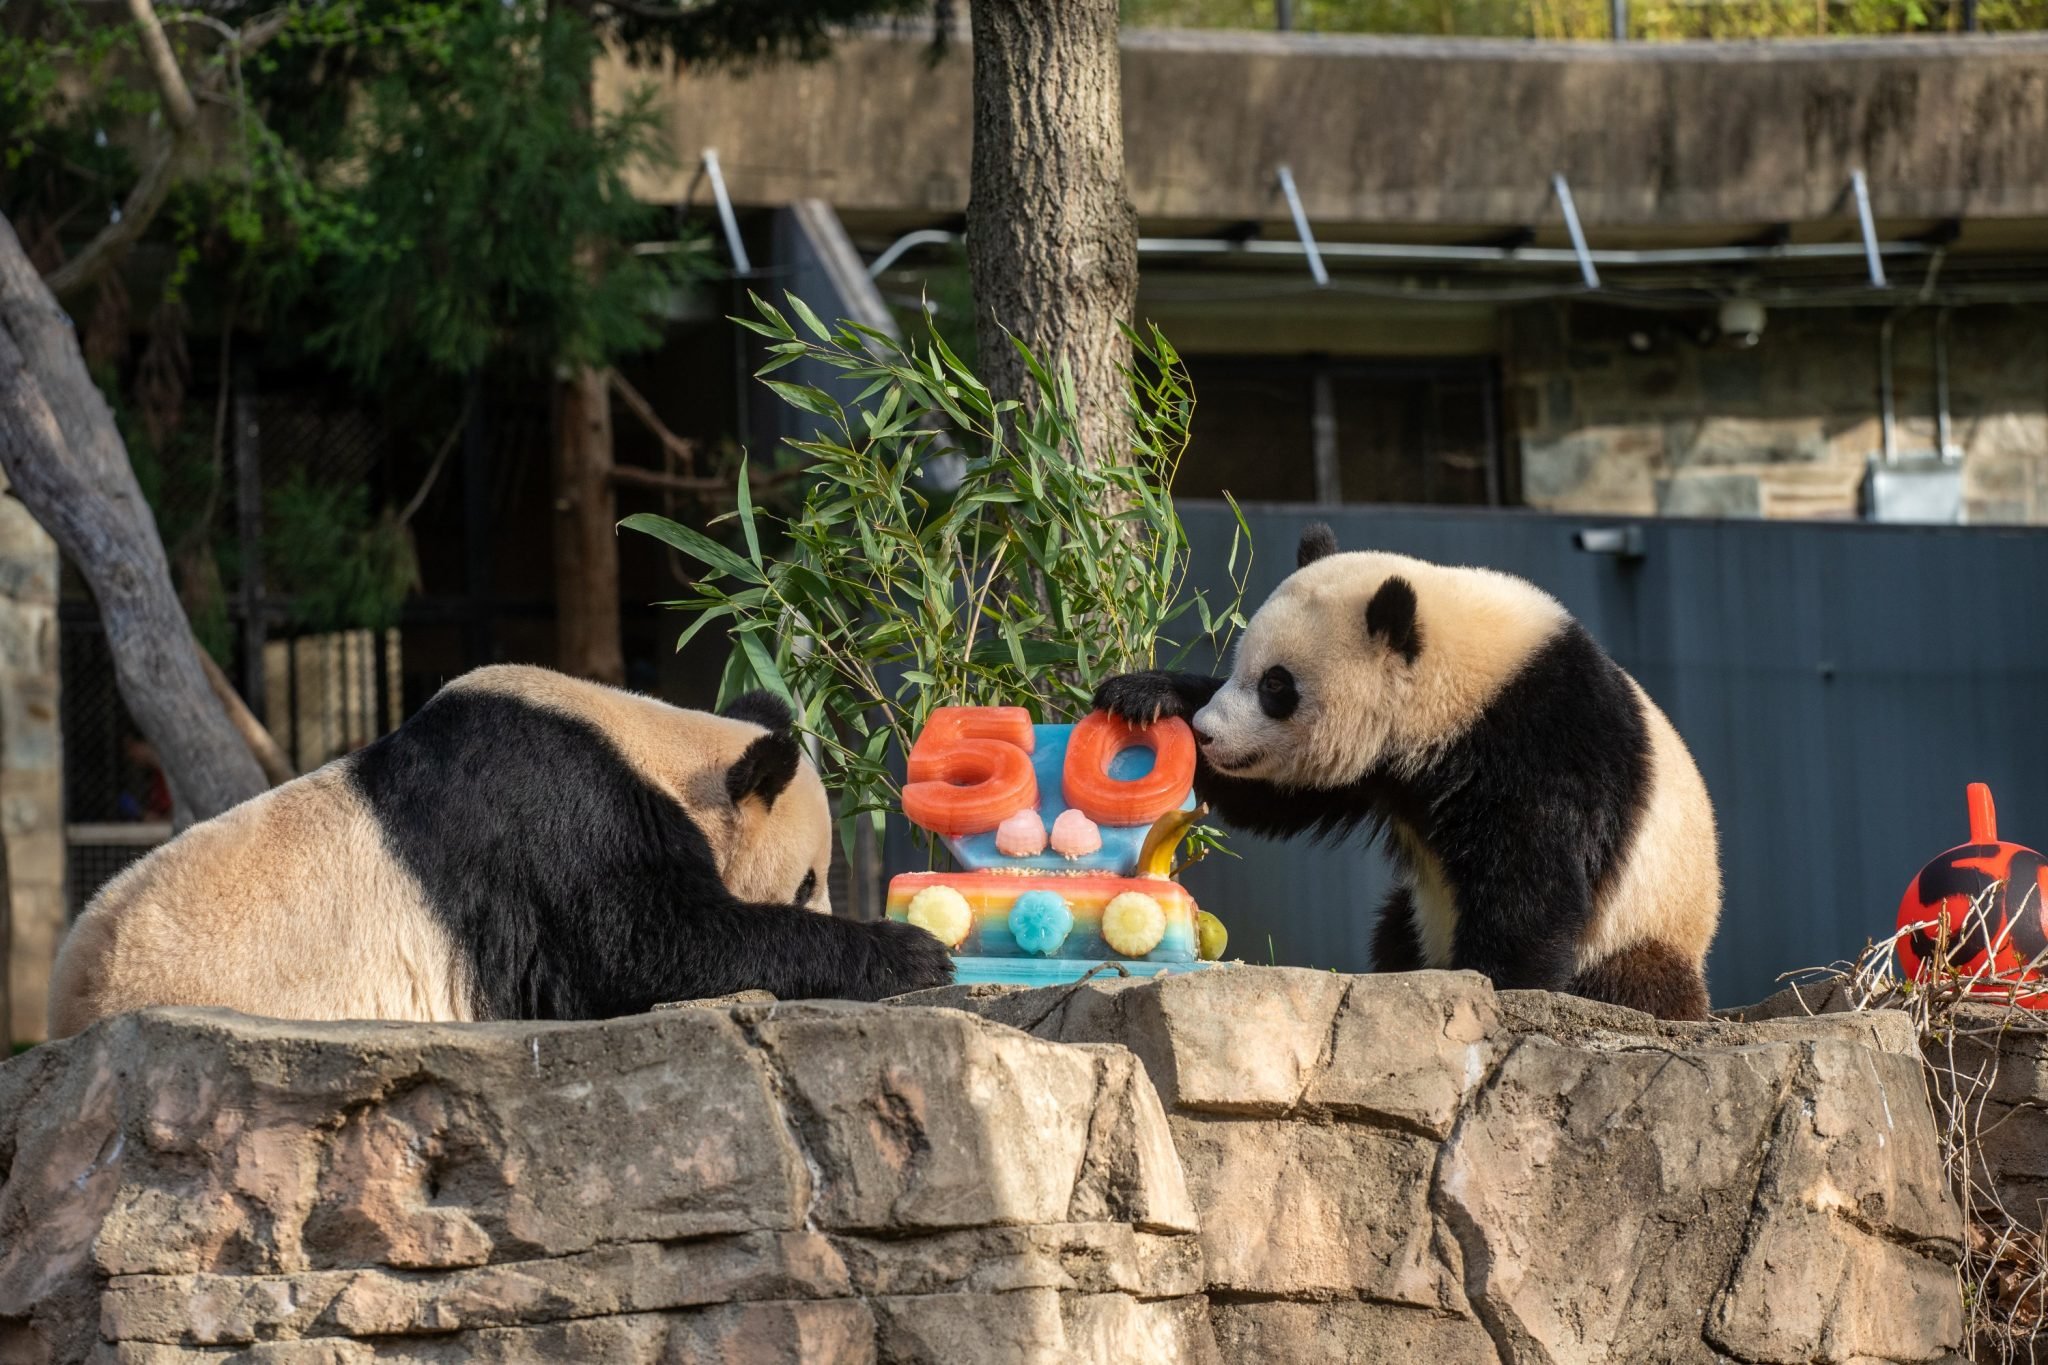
[
  {"x1": 965, "y1": 0, "x2": 1139, "y2": 466},
  {"x1": 553, "y1": 365, "x2": 624, "y2": 684},
  {"x1": 0, "y1": 212, "x2": 267, "y2": 822}
]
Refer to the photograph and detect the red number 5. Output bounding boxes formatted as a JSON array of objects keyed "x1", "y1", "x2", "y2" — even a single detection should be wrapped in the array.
[{"x1": 903, "y1": 706, "x2": 1037, "y2": 836}]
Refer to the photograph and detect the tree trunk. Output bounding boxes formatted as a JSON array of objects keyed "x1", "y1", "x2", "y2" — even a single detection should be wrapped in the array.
[
  {"x1": 0, "y1": 212, "x2": 267, "y2": 823},
  {"x1": 553, "y1": 365, "x2": 624, "y2": 684},
  {"x1": 966, "y1": 0, "x2": 1140, "y2": 466}
]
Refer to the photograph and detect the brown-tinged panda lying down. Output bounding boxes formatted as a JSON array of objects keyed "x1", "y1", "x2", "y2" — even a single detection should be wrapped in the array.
[
  {"x1": 1095, "y1": 525, "x2": 1722, "y2": 1021},
  {"x1": 48, "y1": 665, "x2": 952, "y2": 1035}
]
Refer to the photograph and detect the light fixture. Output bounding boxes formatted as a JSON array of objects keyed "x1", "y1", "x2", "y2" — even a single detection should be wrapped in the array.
[{"x1": 1717, "y1": 298, "x2": 1766, "y2": 348}]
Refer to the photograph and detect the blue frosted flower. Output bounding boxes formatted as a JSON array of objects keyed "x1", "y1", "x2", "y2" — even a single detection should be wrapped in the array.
[{"x1": 1009, "y1": 891, "x2": 1074, "y2": 956}]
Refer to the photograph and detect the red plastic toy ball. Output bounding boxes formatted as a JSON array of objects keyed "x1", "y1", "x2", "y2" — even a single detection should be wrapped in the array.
[{"x1": 1896, "y1": 783, "x2": 2048, "y2": 996}]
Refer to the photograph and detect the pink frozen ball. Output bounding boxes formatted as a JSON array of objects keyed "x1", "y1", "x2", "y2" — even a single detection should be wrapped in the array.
[
  {"x1": 995, "y1": 808, "x2": 1048, "y2": 857},
  {"x1": 1050, "y1": 809, "x2": 1103, "y2": 859}
]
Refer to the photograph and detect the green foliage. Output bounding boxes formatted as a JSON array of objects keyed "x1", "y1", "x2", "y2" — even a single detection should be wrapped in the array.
[
  {"x1": 236, "y1": 2, "x2": 682, "y2": 381},
  {"x1": 877, "y1": 242, "x2": 980, "y2": 376},
  {"x1": 1120, "y1": 0, "x2": 2045, "y2": 35},
  {"x1": 263, "y1": 471, "x2": 418, "y2": 634},
  {"x1": 625, "y1": 294, "x2": 1252, "y2": 856}
]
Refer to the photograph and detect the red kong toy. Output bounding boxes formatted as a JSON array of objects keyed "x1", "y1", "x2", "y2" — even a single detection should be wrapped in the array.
[{"x1": 1896, "y1": 783, "x2": 2048, "y2": 1000}]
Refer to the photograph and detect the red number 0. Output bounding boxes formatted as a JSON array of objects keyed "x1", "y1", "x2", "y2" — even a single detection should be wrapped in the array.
[
  {"x1": 1063, "y1": 712, "x2": 1197, "y2": 827},
  {"x1": 903, "y1": 706, "x2": 1038, "y2": 836}
]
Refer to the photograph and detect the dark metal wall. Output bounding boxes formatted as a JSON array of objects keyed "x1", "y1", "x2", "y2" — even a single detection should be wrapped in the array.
[{"x1": 1171, "y1": 501, "x2": 2048, "y2": 1009}]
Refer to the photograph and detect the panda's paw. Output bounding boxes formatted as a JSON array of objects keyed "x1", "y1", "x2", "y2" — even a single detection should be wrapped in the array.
[
  {"x1": 860, "y1": 918, "x2": 957, "y2": 999},
  {"x1": 1092, "y1": 671, "x2": 1190, "y2": 725}
]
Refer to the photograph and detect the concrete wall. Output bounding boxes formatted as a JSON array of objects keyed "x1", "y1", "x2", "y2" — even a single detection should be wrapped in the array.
[
  {"x1": 607, "y1": 28, "x2": 2048, "y2": 234},
  {"x1": 1508, "y1": 300, "x2": 2048, "y2": 521},
  {"x1": 0, "y1": 496, "x2": 62, "y2": 1044}
]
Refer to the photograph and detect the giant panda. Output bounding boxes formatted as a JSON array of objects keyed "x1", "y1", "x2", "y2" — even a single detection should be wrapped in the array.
[
  {"x1": 49, "y1": 665, "x2": 952, "y2": 1035},
  {"x1": 1095, "y1": 525, "x2": 1722, "y2": 1020}
]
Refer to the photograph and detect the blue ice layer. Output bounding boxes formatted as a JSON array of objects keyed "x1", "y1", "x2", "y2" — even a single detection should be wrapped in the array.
[
  {"x1": 944, "y1": 724, "x2": 1196, "y2": 875},
  {"x1": 966, "y1": 912, "x2": 1198, "y2": 963},
  {"x1": 950, "y1": 956, "x2": 1216, "y2": 987}
]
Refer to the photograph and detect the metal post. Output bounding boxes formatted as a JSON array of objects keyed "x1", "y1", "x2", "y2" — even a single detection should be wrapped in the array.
[
  {"x1": 1552, "y1": 174, "x2": 1601, "y2": 289},
  {"x1": 1276, "y1": 166, "x2": 1328, "y2": 288},
  {"x1": 1480, "y1": 366, "x2": 1503, "y2": 506},
  {"x1": 1851, "y1": 170, "x2": 1888, "y2": 289},
  {"x1": 1935, "y1": 308, "x2": 1957, "y2": 462},
  {"x1": 1276, "y1": 0, "x2": 1294, "y2": 27},
  {"x1": 1611, "y1": 0, "x2": 1628, "y2": 38},
  {"x1": 232, "y1": 362, "x2": 266, "y2": 723},
  {"x1": 1962, "y1": 0, "x2": 1979, "y2": 30},
  {"x1": 1310, "y1": 362, "x2": 1341, "y2": 504},
  {"x1": 1879, "y1": 314, "x2": 1898, "y2": 465},
  {"x1": 702, "y1": 149, "x2": 752, "y2": 276}
]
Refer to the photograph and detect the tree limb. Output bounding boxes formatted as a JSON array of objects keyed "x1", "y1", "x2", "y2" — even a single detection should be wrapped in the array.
[
  {"x1": 127, "y1": 0, "x2": 200, "y2": 135},
  {"x1": 42, "y1": 143, "x2": 182, "y2": 300},
  {"x1": 42, "y1": 3, "x2": 291, "y2": 299},
  {"x1": 198, "y1": 647, "x2": 295, "y2": 787},
  {"x1": 0, "y1": 209, "x2": 268, "y2": 821},
  {"x1": 608, "y1": 368, "x2": 698, "y2": 474}
]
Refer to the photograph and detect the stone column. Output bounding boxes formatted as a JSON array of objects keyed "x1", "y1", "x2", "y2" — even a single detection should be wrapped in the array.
[{"x1": 0, "y1": 489, "x2": 62, "y2": 1044}]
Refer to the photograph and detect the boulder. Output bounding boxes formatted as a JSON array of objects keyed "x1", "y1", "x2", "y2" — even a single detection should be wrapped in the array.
[
  {"x1": 0, "y1": 1003, "x2": 1208, "y2": 1364},
  {"x1": 912, "y1": 966, "x2": 1965, "y2": 1365}
]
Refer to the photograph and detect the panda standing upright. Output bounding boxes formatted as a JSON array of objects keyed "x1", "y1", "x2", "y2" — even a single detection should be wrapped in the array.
[
  {"x1": 1097, "y1": 525, "x2": 1721, "y2": 1020},
  {"x1": 49, "y1": 665, "x2": 952, "y2": 1035}
]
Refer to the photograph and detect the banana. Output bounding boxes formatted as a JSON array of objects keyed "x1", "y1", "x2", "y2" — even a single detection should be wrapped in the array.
[{"x1": 1137, "y1": 803, "x2": 1209, "y2": 878}]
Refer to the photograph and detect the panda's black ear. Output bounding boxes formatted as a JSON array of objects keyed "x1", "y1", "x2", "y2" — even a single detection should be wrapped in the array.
[
  {"x1": 721, "y1": 689, "x2": 795, "y2": 733},
  {"x1": 1366, "y1": 576, "x2": 1422, "y2": 664},
  {"x1": 727, "y1": 729, "x2": 801, "y2": 810},
  {"x1": 1297, "y1": 523, "x2": 1338, "y2": 569}
]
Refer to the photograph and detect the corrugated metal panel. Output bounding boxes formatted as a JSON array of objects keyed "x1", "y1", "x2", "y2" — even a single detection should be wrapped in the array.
[{"x1": 1171, "y1": 502, "x2": 2048, "y2": 1009}]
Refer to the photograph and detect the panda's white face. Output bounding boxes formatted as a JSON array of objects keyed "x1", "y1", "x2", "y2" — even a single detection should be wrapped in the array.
[
  {"x1": 1192, "y1": 547, "x2": 1571, "y2": 791},
  {"x1": 1193, "y1": 557, "x2": 1420, "y2": 789}
]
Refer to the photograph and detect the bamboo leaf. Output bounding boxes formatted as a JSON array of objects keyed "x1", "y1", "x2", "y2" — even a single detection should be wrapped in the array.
[
  {"x1": 673, "y1": 603, "x2": 735, "y2": 652},
  {"x1": 734, "y1": 455, "x2": 762, "y2": 568},
  {"x1": 786, "y1": 292, "x2": 833, "y2": 341},
  {"x1": 620, "y1": 513, "x2": 766, "y2": 584},
  {"x1": 738, "y1": 630, "x2": 792, "y2": 703},
  {"x1": 762, "y1": 380, "x2": 842, "y2": 419}
]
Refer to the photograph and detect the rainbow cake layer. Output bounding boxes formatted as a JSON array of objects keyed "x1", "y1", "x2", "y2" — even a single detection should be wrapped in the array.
[{"x1": 885, "y1": 870, "x2": 1199, "y2": 963}]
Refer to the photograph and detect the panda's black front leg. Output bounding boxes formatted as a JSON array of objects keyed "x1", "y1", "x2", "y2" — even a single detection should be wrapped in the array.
[
  {"x1": 1444, "y1": 855, "x2": 1590, "y2": 994},
  {"x1": 1091, "y1": 671, "x2": 1223, "y2": 727},
  {"x1": 648, "y1": 899, "x2": 953, "y2": 1006}
]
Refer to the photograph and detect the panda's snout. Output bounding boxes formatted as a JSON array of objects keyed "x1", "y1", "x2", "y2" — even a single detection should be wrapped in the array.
[{"x1": 1191, "y1": 725, "x2": 1213, "y2": 748}]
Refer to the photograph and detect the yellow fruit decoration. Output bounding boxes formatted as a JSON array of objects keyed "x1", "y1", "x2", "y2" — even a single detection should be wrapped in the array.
[
  {"x1": 1102, "y1": 890, "x2": 1167, "y2": 958},
  {"x1": 906, "y1": 885, "x2": 973, "y2": 949},
  {"x1": 1196, "y1": 910, "x2": 1228, "y2": 962},
  {"x1": 1137, "y1": 803, "x2": 1210, "y2": 878}
]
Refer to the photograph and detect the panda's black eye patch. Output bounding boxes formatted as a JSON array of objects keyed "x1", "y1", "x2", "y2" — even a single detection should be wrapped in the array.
[
  {"x1": 1258, "y1": 666, "x2": 1299, "y2": 720},
  {"x1": 794, "y1": 870, "x2": 817, "y2": 905}
]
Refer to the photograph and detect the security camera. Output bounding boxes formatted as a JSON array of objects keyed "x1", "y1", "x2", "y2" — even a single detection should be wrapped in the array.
[{"x1": 1717, "y1": 298, "x2": 1765, "y2": 348}]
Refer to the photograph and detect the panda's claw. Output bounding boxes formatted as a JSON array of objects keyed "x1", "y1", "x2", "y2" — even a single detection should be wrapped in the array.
[
  {"x1": 860, "y1": 917, "x2": 957, "y2": 999},
  {"x1": 1091, "y1": 671, "x2": 1189, "y2": 725}
]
